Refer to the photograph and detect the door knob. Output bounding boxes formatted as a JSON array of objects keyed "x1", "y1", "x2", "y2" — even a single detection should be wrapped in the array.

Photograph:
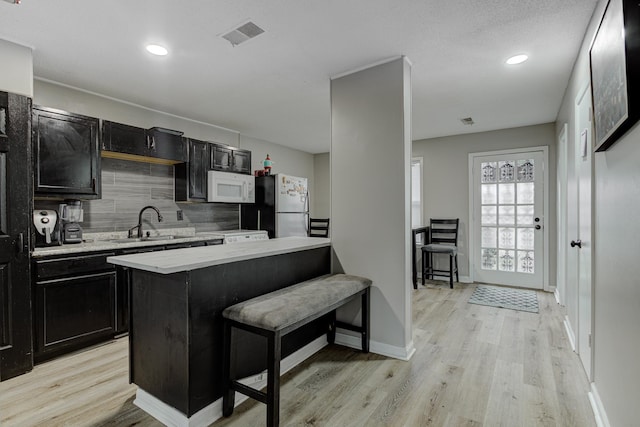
[
  {"x1": 535, "y1": 225, "x2": 541, "y2": 230},
  {"x1": 570, "y1": 239, "x2": 582, "y2": 248}
]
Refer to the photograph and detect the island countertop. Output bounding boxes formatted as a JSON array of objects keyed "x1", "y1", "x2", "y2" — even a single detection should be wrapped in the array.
[{"x1": 106, "y1": 236, "x2": 330, "y2": 274}]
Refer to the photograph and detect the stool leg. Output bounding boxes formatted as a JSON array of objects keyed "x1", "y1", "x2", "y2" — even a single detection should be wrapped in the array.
[
  {"x1": 449, "y1": 255, "x2": 454, "y2": 289},
  {"x1": 455, "y1": 254, "x2": 459, "y2": 282},
  {"x1": 222, "y1": 320, "x2": 235, "y2": 417},
  {"x1": 361, "y1": 289, "x2": 370, "y2": 353},
  {"x1": 266, "y1": 331, "x2": 281, "y2": 427}
]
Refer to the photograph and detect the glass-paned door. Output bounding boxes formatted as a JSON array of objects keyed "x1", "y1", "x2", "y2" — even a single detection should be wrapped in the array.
[{"x1": 473, "y1": 150, "x2": 545, "y2": 288}]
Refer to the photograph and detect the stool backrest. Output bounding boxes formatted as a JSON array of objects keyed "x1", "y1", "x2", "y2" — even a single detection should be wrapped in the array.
[
  {"x1": 429, "y1": 218, "x2": 459, "y2": 247},
  {"x1": 309, "y1": 218, "x2": 330, "y2": 237}
]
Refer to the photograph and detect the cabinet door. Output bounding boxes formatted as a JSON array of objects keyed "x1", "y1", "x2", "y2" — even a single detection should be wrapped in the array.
[
  {"x1": 211, "y1": 144, "x2": 232, "y2": 171},
  {"x1": 232, "y1": 149, "x2": 252, "y2": 174},
  {"x1": 34, "y1": 271, "x2": 116, "y2": 362},
  {"x1": 147, "y1": 128, "x2": 185, "y2": 161},
  {"x1": 0, "y1": 92, "x2": 33, "y2": 381},
  {"x1": 188, "y1": 139, "x2": 209, "y2": 200},
  {"x1": 33, "y1": 106, "x2": 100, "y2": 197},
  {"x1": 102, "y1": 120, "x2": 147, "y2": 156}
]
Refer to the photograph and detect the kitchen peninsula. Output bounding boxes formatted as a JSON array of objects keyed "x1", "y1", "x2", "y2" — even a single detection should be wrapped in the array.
[{"x1": 107, "y1": 237, "x2": 331, "y2": 425}]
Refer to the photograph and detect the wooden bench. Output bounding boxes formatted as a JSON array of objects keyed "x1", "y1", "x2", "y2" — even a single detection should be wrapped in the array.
[{"x1": 221, "y1": 273, "x2": 372, "y2": 427}]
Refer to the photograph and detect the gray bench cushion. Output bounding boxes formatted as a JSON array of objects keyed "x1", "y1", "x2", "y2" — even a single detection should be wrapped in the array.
[{"x1": 222, "y1": 274, "x2": 372, "y2": 331}]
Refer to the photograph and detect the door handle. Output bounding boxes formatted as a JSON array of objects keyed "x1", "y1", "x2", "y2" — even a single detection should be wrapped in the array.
[
  {"x1": 570, "y1": 239, "x2": 582, "y2": 248},
  {"x1": 535, "y1": 225, "x2": 541, "y2": 230}
]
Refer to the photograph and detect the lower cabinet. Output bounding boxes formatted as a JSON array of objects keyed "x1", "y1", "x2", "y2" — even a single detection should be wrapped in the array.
[
  {"x1": 34, "y1": 253, "x2": 116, "y2": 362},
  {"x1": 33, "y1": 240, "x2": 225, "y2": 363}
]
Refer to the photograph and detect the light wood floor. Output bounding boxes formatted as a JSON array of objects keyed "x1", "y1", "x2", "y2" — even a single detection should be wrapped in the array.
[{"x1": 0, "y1": 282, "x2": 595, "y2": 426}]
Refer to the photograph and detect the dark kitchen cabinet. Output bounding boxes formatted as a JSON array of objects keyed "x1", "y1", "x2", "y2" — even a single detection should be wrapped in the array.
[
  {"x1": 211, "y1": 144, "x2": 232, "y2": 171},
  {"x1": 175, "y1": 138, "x2": 209, "y2": 201},
  {"x1": 33, "y1": 252, "x2": 116, "y2": 362},
  {"x1": 232, "y1": 148, "x2": 252, "y2": 174},
  {"x1": 102, "y1": 120, "x2": 147, "y2": 156},
  {"x1": 147, "y1": 127, "x2": 185, "y2": 162},
  {"x1": 102, "y1": 121, "x2": 185, "y2": 163},
  {"x1": 33, "y1": 106, "x2": 100, "y2": 198},
  {"x1": 210, "y1": 143, "x2": 252, "y2": 175}
]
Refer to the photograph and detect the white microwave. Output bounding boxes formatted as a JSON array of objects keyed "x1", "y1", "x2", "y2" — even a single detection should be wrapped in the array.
[{"x1": 207, "y1": 170, "x2": 255, "y2": 203}]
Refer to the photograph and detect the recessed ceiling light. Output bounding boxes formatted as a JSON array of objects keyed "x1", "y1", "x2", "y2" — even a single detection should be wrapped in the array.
[
  {"x1": 146, "y1": 44, "x2": 168, "y2": 56},
  {"x1": 506, "y1": 54, "x2": 528, "y2": 65}
]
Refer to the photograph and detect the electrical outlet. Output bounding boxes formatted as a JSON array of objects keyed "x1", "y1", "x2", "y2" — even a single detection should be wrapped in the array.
[{"x1": 177, "y1": 210, "x2": 183, "y2": 221}]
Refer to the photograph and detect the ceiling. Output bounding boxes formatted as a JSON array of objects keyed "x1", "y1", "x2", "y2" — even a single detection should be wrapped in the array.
[{"x1": 0, "y1": 0, "x2": 598, "y2": 153}]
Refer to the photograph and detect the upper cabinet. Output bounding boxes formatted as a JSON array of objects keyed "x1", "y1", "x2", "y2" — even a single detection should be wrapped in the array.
[
  {"x1": 102, "y1": 121, "x2": 185, "y2": 163},
  {"x1": 33, "y1": 106, "x2": 100, "y2": 198},
  {"x1": 175, "y1": 138, "x2": 209, "y2": 202},
  {"x1": 210, "y1": 143, "x2": 251, "y2": 175},
  {"x1": 146, "y1": 127, "x2": 185, "y2": 162},
  {"x1": 101, "y1": 121, "x2": 147, "y2": 156}
]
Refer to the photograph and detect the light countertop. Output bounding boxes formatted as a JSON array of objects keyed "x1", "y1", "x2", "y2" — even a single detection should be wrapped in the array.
[
  {"x1": 32, "y1": 228, "x2": 225, "y2": 257},
  {"x1": 107, "y1": 237, "x2": 331, "y2": 274}
]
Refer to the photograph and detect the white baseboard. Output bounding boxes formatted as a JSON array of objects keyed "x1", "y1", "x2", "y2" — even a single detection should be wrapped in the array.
[
  {"x1": 554, "y1": 288, "x2": 561, "y2": 305},
  {"x1": 563, "y1": 315, "x2": 576, "y2": 352},
  {"x1": 334, "y1": 331, "x2": 416, "y2": 361},
  {"x1": 134, "y1": 335, "x2": 329, "y2": 427},
  {"x1": 589, "y1": 382, "x2": 611, "y2": 427}
]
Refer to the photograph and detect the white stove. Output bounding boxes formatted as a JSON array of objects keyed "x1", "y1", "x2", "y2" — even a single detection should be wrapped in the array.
[{"x1": 218, "y1": 229, "x2": 269, "y2": 244}]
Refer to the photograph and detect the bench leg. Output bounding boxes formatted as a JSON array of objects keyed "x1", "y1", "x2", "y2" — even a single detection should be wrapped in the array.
[
  {"x1": 327, "y1": 310, "x2": 336, "y2": 344},
  {"x1": 361, "y1": 288, "x2": 370, "y2": 353},
  {"x1": 222, "y1": 320, "x2": 235, "y2": 417},
  {"x1": 266, "y1": 331, "x2": 281, "y2": 427}
]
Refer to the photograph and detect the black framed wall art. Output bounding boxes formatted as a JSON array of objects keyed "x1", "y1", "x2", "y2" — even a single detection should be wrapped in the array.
[{"x1": 590, "y1": 0, "x2": 640, "y2": 152}]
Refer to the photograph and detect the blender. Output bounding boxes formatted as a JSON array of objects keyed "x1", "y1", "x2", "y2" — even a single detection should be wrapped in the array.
[{"x1": 59, "y1": 199, "x2": 84, "y2": 244}]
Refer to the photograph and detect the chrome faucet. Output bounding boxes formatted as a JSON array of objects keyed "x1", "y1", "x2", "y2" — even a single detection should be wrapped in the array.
[{"x1": 128, "y1": 206, "x2": 163, "y2": 238}]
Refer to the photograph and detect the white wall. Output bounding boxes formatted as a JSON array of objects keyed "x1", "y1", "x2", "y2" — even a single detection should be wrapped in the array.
[
  {"x1": 0, "y1": 38, "x2": 33, "y2": 97},
  {"x1": 331, "y1": 57, "x2": 414, "y2": 359},
  {"x1": 556, "y1": 0, "x2": 640, "y2": 424},
  {"x1": 412, "y1": 124, "x2": 557, "y2": 280}
]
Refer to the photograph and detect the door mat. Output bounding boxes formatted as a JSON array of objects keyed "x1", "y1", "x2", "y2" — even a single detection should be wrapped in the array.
[{"x1": 468, "y1": 285, "x2": 538, "y2": 313}]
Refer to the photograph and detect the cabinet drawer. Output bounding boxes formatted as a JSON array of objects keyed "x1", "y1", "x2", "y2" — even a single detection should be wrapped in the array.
[{"x1": 35, "y1": 253, "x2": 115, "y2": 280}]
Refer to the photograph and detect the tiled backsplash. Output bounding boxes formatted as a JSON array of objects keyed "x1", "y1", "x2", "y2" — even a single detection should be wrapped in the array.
[{"x1": 34, "y1": 158, "x2": 239, "y2": 233}]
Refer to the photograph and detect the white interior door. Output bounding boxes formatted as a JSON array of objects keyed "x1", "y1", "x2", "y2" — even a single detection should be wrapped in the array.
[
  {"x1": 575, "y1": 84, "x2": 594, "y2": 380},
  {"x1": 471, "y1": 149, "x2": 547, "y2": 289}
]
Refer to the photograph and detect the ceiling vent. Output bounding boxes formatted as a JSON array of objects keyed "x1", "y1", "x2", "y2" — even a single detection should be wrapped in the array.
[
  {"x1": 460, "y1": 117, "x2": 475, "y2": 126},
  {"x1": 221, "y1": 21, "x2": 265, "y2": 46}
]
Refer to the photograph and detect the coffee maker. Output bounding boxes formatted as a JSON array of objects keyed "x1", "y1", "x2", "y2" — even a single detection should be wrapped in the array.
[
  {"x1": 33, "y1": 209, "x2": 61, "y2": 246},
  {"x1": 58, "y1": 199, "x2": 84, "y2": 244}
]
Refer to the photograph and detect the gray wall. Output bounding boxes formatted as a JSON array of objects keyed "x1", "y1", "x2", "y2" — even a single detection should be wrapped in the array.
[
  {"x1": 331, "y1": 57, "x2": 413, "y2": 358},
  {"x1": 241, "y1": 134, "x2": 316, "y2": 212},
  {"x1": 556, "y1": 0, "x2": 640, "y2": 424},
  {"x1": 312, "y1": 152, "x2": 330, "y2": 218},
  {"x1": 412, "y1": 123, "x2": 557, "y2": 281},
  {"x1": 0, "y1": 39, "x2": 33, "y2": 97}
]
